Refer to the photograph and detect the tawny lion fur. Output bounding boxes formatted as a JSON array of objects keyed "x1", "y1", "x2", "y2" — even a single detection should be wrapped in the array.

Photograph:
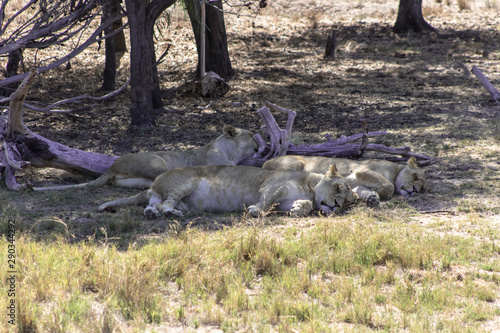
[
  {"x1": 262, "y1": 156, "x2": 427, "y2": 207},
  {"x1": 34, "y1": 125, "x2": 258, "y2": 191},
  {"x1": 98, "y1": 164, "x2": 356, "y2": 218}
]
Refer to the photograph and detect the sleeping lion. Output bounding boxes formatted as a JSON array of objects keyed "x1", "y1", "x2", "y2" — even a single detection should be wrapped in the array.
[
  {"x1": 262, "y1": 156, "x2": 427, "y2": 207},
  {"x1": 34, "y1": 125, "x2": 258, "y2": 191},
  {"x1": 98, "y1": 164, "x2": 356, "y2": 218}
]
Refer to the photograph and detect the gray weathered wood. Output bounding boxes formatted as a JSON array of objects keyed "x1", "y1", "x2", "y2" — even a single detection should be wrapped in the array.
[
  {"x1": 257, "y1": 102, "x2": 296, "y2": 159},
  {"x1": 1, "y1": 68, "x2": 118, "y2": 190},
  {"x1": 472, "y1": 65, "x2": 500, "y2": 102},
  {"x1": 247, "y1": 102, "x2": 431, "y2": 167}
]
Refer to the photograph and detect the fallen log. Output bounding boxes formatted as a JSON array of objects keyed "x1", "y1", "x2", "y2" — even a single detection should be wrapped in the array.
[{"x1": 0, "y1": 68, "x2": 117, "y2": 189}]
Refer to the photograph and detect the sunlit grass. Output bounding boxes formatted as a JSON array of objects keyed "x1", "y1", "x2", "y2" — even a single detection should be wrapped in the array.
[{"x1": 2, "y1": 212, "x2": 499, "y2": 332}]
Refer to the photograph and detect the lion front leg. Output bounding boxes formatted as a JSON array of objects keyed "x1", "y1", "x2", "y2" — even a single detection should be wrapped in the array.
[
  {"x1": 247, "y1": 205, "x2": 263, "y2": 217},
  {"x1": 248, "y1": 185, "x2": 287, "y2": 217}
]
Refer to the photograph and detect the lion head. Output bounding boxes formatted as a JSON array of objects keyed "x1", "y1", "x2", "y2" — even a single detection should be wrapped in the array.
[
  {"x1": 395, "y1": 157, "x2": 427, "y2": 197},
  {"x1": 314, "y1": 164, "x2": 356, "y2": 215},
  {"x1": 219, "y1": 125, "x2": 259, "y2": 162}
]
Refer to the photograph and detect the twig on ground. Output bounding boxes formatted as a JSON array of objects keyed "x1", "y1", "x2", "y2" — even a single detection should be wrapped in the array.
[{"x1": 471, "y1": 65, "x2": 500, "y2": 102}]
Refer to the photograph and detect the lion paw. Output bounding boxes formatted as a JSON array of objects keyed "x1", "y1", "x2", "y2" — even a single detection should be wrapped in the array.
[
  {"x1": 144, "y1": 206, "x2": 161, "y2": 219},
  {"x1": 365, "y1": 193, "x2": 380, "y2": 207},
  {"x1": 162, "y1": 208, "x2": 184, "y2": 218},
  {"x1": 291, "y1": 200, "x2": 313, "y2": 216},
  {"x1": 319, "y1": 204, "x2": 334, "y2": 216},
  {"x1": 154, "y1": 203, "x2": 184, "y2": 218},
  {"x1": 248, "y1": 205, "x2": 263, "y2": 217}
]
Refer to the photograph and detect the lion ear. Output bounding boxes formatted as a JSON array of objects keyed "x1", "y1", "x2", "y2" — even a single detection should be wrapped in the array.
[
  {"x1": 407, "y1": 157, "x2": 419, "y2": 169},
  {"x1": 223, "y1": 125, "x2": 240, "y2": 138},
  {"x1": 326, "y1": 164, "x2": 341, "y2": 178}
]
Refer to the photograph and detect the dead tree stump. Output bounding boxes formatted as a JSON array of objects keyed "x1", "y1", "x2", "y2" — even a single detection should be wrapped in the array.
[
  {"x1": 196, "y1": 71, "x2": 229, "y2": 97},
  {"x1": 324, "y1": 30, "x2": 336, "y2": 60}
]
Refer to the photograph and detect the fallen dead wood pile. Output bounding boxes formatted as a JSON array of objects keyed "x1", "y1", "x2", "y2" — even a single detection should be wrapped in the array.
[
  {"x1": 1, "y1": 70, "x2": 431, "y2": 190},
  {"x1": 240, "y1": 101, "x2": 432, "y2": 167}
]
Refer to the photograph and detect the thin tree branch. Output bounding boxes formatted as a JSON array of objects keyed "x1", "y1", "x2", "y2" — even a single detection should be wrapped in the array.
[
  {"x1": 0, "y1": 78, "x2": 130, "y2": 113},
  {"x1": 0, "y1": 0, "x2": 37, "y2": 37},
  {"x1": 0, "y1": 12, "x2": 127, "y2": 88},
  {"x1": 26, "y1": 13, "x2": 98, "y2": 50},
  {"x1": 26, "y1": 78, "x2": 130, "y2": 113},
  {"x1": 0, "y1": 0, "x2": 98, "y2": 55},
  {"x1": 471, "y1": 65, "x2": 500, "y2": 102},
  {"x1": 155, "y1": 44, "x2": 171, "y2": 66}
]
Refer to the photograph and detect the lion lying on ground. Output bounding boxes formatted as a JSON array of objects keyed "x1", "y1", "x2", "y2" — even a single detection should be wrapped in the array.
[
  {"x1": 97, "y1": 164, "x2": 356, "y2": 218},
  {"x1": 34, "y1": 125, "x2": 258, "y2": 191},
  {"x1": 262, "y1": 156, "x2": 427, "y2": 207}
]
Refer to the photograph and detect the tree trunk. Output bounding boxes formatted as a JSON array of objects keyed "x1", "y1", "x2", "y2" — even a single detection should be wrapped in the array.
[
  {"x1": 6, "y1": 50, "x2": 23, "y2": 78},
  {"x1": 113, "y1": 19, "x2": 127, "y2": 53},
  {"x1": 100, "y1": 0, "x2": 117, "y2": 91},
  {"x1": 393, "y1": 0, "x2": 436, "y2": 33},
  {"x1": 112, "y1": 0, "x2": 127, "y2": 53},
  {"x1": 125, "y1": 0, "x2": 165, "y2": 128},
  {"x1": 1, "y1": 50, "x2": 23, "y2": 95},
  {"x1": 185, "y1": 0, "x2": 234, "y2": 79}
]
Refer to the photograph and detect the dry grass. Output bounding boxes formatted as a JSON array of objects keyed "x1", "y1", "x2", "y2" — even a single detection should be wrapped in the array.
[
  {"x1": 1, "y1": 0, "x2": 500, "y2": 331},
  {"x1": 2, "y1": 215, "x2": 500, "y2": 332}
]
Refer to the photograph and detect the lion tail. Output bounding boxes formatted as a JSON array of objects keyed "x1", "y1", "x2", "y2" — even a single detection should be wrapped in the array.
[
  {"x1": 32, "y1": 173, "x2": 112, "y2": 191},
  {"x1": 98, "y1": 190, "x2": 149, "y2": 212}
]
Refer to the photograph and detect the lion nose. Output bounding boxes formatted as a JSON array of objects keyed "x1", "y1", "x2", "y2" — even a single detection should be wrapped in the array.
[{"x1": 409, "y1": 185, "x2": 420, "y2": 196}]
